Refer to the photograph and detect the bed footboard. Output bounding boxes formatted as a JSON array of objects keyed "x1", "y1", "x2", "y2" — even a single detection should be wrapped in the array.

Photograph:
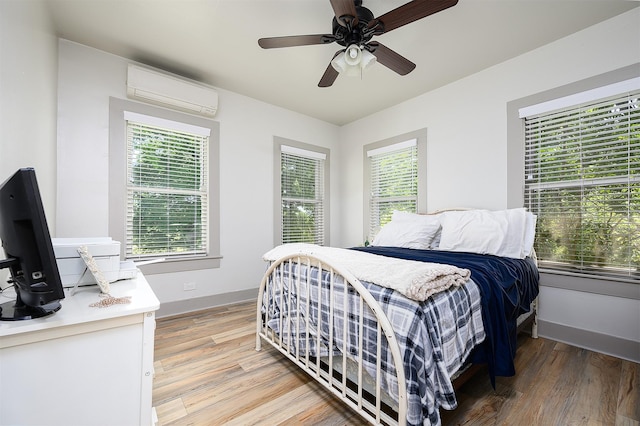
[{"x1": 256, "y1": 253, "x2": 407, "y2": 426}]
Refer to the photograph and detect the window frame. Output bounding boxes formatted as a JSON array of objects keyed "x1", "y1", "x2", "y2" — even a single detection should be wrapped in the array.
[
  {"x1": 507, "y1": 64, "x2": 640, "y2": 299},
  {"x1": 109, "y1": 97, "x2": 221, "y2": 274},
  {"x1": 363, "y1": 129, "x2": 427, "y2": 243},
  {"x1": 273, "y1": 137, "x2": 330, "y2": 247},
  {"x1": 523, "y1": 91, "x2": 638, "y2": 278}
]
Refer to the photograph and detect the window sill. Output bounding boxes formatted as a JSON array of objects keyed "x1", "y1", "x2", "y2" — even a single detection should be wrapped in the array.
[
  {"x1": 539, "y1": 268, "x2": 640, "y2": 300},
  {"x1": 135, "y1": 255, "x2": 222, "y2": 275}
]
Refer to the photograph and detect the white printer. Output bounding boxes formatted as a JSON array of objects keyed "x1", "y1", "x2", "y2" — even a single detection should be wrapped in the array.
[{"x1": 52, "y1": 237, "x2": 137, "y2": 287}]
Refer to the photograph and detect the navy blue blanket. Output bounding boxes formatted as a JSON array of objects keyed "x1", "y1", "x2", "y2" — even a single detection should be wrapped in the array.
[{"x1": 350, "y1": 246, "x2": 539, "y2": 385}]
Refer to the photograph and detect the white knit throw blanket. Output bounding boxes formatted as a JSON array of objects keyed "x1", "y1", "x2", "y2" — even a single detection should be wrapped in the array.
[{"x1": 263, "y1": 244, "x2": 470, "y2": 302}]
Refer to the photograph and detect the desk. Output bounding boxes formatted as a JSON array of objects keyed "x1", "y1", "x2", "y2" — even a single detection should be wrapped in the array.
[{"x1": 0, "y1": 272, "x2": 159, "y2": 426}]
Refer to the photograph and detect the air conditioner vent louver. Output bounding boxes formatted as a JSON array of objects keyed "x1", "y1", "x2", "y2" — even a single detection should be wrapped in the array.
[{"x1": 126, "y1": 65, "x2": 218, "y2": 117}]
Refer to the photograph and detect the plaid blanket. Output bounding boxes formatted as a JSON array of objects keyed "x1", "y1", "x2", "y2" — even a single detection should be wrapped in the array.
[
  {"x1": 262, "y1": 260, "x2": 485, "y2": 426},
  {"x1": 352, "y1": 246, "x2": 540, "y2": 385}
]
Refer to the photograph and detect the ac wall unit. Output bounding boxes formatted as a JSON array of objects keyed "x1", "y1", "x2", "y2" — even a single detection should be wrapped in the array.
[{"x1": 127, "y1": 64, "x2": 218, "y2": 117}]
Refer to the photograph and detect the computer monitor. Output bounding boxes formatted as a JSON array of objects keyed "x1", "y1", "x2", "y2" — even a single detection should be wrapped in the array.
[{"x1": 0, "y1": 168, "x2": 65, "y2": 321}]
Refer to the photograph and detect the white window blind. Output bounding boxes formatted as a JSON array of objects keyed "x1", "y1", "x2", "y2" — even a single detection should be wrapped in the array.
[
  {"x1": 367, "y1": 139, "x2": 418, "y2": 239},
  {"x1": 281, "y1": 146, "x2": 325, "y2": 245},
  {"x1": 126, "y1": 117, "x2": 209, "y2": 260},
  {"x1": 523, "y1": 90, "x2": 639, "y2": 278}
]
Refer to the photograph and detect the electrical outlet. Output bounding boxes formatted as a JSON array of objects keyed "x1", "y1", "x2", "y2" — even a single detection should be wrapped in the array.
[{"x1": 183, "y1": 282, "x2": 196, "y2": 291}]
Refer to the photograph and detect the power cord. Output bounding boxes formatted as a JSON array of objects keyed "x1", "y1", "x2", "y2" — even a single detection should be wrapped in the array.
[{"x1": 0, "y1": 280, "x2": 16, "y2": 301}]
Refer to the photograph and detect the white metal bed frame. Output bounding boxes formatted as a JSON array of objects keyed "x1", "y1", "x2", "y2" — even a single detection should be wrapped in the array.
[
  {"x1": 256, "y1": 253, "x2": 408, "y2": 426},
  {"x1": 256, "y1": 251, "x2": 539, "y2": 426}
]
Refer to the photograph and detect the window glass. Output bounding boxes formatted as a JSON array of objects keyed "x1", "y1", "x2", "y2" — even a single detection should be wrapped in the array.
[
  {"x1": 275, "y1": 140, "x2": 329, "y2": 246},
  {"x1": 367, "y1": 139, "x2": 418, "y2": 240},
  {"x1": 126, "y1": 119, "x2": 209, "y2": 259},
  {"x1": 524, "y1": 91, "x2": 639, "y2": 277}
]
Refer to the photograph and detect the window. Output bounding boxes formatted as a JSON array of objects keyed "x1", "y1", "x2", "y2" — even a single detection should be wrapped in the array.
[
  {"x1": 521, "y1": 87, "x2": 639, "y2": 278},
  {"x1": 125, "y1": 112, "x2": 209, "y2": 259},
  {"x1": 274, "y1": 138, "x2": 329, "y2": 246},
  {"x1": 364, "y1": 129, "x2": 427, "y2": 242},
  {"x1": 110, "y1": 97, "x2": 220, "y2": 273}
]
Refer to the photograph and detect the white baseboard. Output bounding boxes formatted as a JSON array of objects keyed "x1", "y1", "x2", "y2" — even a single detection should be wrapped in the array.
[
  {"x1": 156, "y1": 288, "x2": 257, "y2": 318},
  {"x1": 538, "y1": 319, "x2": 640, "y2": 363}
]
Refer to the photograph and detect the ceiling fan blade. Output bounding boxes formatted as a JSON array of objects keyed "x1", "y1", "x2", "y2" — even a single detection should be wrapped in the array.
[
  {"x1": 373, "y1": 0, "x2": 458, "y2": 34},
  {"x1": 330, "y1": 0, "x2": 358, "y2": 27},
  {"x1": 318, "y1": 51, "x2": 342, "y2": 87},
  {"x1": 258, "y1": 34, "x2": 335, "y2": 49},
  {"x1": 368, "y1": 42, "x2": 416, "y2": 75}
]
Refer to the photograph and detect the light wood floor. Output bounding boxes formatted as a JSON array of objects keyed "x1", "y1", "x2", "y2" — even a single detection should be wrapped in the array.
[{"x1": 153, "y1": 301, "x2": 640, "y2": 426}]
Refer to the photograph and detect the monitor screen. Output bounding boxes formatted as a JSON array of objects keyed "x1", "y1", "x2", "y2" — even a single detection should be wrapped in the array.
[{"x1": 0, "y1": 168, "x2": 65, "y2": 320}]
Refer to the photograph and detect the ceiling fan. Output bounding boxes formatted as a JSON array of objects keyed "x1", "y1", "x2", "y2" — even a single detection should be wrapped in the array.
[{"x1": 258, "y1": 0, "x2": 459, "y2": 87}]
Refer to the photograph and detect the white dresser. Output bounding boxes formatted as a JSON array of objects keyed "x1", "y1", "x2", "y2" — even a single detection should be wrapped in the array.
[{"x1": 0, "y1": 272, "x2": 160, "y2": 426}]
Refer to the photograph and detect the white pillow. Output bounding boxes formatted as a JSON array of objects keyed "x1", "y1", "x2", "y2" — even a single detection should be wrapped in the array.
[
  {"x1": 394, "y1": 211, "x2": 442, "y2": 248},
  {"x1": 522, "y1": 212, "x2": 537, "y2": 258},
  {"x1": 372, "y1": 211, "x2": 441, "y2": 249},
  {"x1": 438, "y1": 208, "x2": 528, "y2": 258}
]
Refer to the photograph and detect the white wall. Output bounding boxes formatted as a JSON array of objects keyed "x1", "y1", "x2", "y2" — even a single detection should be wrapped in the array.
[
  {"x1": 0, "y1": 0, "x2": 58, "y2": 226},
  {"x1": 55, "y1": 40, "x2": 340, "y2": 312},
  {"x1": 336, "y1": 9, "x2": 640, "y2": 350}
]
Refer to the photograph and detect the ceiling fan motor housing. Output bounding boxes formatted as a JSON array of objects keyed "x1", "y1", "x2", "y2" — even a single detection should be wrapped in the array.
[{"x1": 332, "y1": 3, "x2": 376, "y2": 47}]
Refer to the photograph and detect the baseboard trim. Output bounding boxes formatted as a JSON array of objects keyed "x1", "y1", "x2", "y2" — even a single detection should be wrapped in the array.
[
  {"x1": 157, "y1": 288, "x2": 257, "y2": 318},
  {"x1": 538, "y1": 319, "x2": 640, "y2": 363}
]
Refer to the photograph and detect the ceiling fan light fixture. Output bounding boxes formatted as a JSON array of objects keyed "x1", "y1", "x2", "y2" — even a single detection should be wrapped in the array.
[
  {"x1": 360, "y1": 49, "x2": 376, "y2": 71},
  {"x1": 330, "y1": 52, "x2": 360, "y2": 76},
  {"x1": 344, "y1": 44, "x2": 362, "y2": 66},
  {"x1": 331, "y1": 45, "x2": 376, "y2": 77},
  {"x1": 330, "y1": 52, "x2": 348, "y2": 73}
]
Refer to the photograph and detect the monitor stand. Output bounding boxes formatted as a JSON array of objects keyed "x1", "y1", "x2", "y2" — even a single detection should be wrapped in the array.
[{"x1": 0, "y1": 290, "x2": 61, "y2": 321}]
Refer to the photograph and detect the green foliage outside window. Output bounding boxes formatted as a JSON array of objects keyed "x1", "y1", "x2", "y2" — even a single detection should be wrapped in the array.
[
  {"x1": 128, "y1": 123, "x2": 207, "y2": 257},
  {"x1": 525, "y1": 93, "x2": 639, "y2": 276},
  {"x1": 281, "y1": 152, "x2": 324, "y2": 244},
  {"x1": 369, "y1": 144, "x2": 418, "y2": 237}
]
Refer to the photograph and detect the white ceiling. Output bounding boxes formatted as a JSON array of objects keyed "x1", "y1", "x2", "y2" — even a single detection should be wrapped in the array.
[{"x1": 46, "y1": 0, "x2": 638, "y2": 126}]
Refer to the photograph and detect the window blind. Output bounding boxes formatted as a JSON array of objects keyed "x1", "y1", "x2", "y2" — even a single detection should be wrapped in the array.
[
  {"x1": 281, "y1": 146, "x2": 325, "y2": 245},
  {"x1": 367, "y1": 139, "x2": 418, "y2": 239},
  {"x1": 126, "y1": 119, "x2": 209, "y2": 259},
  {"x1": 523, "y1": 90, "x2": 639, "y2": 277}
]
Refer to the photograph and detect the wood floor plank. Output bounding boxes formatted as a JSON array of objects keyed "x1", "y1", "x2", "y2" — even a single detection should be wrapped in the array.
[
  {"x1": 280, "y1": 388, "x2": 361, "y2": 426},
  {"x1": 153, "y1": 361, "x2": 245, "y2": 405},
  {"x1": 155, "y1": 398, "x2": 188, "y2": 425},
  {"x1": 618, "y1": 359, "x2": 640, "y2": 423},
  {"x1": 569, "y1": 351, "x2": 621, "y2": 425},
  {"x1": 211, "y1": 322, "x2": 256, "y2": 343},
  {"x1": 223, "y1": 381, "x2": 324, "y2": 426},
  {"x1": 155, "y1": 335, "x2": 217, "y2": 363},
  {"x1": 178, "y1": 363, "x2": 312, "y2": 424},
  {"x1": 154, "y1": 300, "x2": 639, "y2": 425},
  {"x1": 506, "y1": 343, "x2": 584, "y2": 424}
]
